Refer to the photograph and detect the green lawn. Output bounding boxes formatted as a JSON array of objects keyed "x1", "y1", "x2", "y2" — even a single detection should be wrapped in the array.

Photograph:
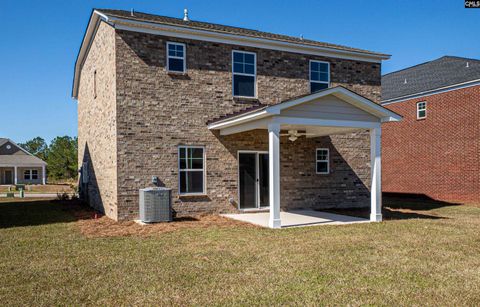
[{"x1": 0, "y1": 197, "x2": 479, "y2": 305}]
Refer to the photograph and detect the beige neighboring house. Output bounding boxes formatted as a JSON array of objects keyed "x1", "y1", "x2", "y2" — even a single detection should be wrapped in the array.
[{"x1": 0, "y1": 138, "x2": 47, "y2": 185}]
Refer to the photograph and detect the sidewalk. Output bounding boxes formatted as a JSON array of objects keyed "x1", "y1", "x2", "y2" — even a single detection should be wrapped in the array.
[{"x1": 0, "y1": 193, "x2": 76, "y2": 198}]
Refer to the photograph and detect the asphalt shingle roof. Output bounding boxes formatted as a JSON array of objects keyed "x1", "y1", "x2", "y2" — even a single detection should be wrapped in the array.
[
  {"x1": 96, "y1": 9, "x2": 387, "y2": 57},
  {"x1": 382, "y1": 56, "x2": 480, "y2": 102},
  {"x1": 0, "y1": 138, "x2": 47, "y2": 165},
  {"x1": 0, "y1": 155, "x2": 47, "y2": 166},
  {"x1": 0, "y1": 138, "x2": 8, "y2": 147}
]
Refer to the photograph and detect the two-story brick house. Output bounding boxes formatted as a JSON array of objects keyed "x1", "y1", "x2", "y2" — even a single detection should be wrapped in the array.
[
  {"x1": 382, "y1": 56, "x2": 480, "y2": 203},
  {"x1": 72, "y1": 9, "x2": 400, "y2": 227}
]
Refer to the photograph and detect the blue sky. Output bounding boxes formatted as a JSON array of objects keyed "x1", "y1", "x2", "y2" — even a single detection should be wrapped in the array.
[{"x1": 1, "y1": 0, "x2": 478, "y2": 143}]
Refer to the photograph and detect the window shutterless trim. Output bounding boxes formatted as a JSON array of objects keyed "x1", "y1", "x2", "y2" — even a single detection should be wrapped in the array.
[
  {"x1": 417, "y1": 101, "x2": 427, "y2": 119},
  {"x1": 178, "y1": 145, "x2": 206, "y2": 195},
  {"x1": 316, "y1": 148, "x2": 330, "y2": 174},
  {"x1": 232, "y1": 50, "x2": 257, "y2": 98},
  {"x1": 23, "y1": 169, "x2": 38, "y2": 180},
  {"x1": 309, "y1": 60, "x2": 330, "y2": 92},
  {"x1": 166, "y1": 42, "x2": 186, "y2": 73}
]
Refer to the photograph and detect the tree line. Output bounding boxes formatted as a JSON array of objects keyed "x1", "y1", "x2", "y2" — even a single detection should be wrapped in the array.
[{"x1": 20, "y1": 136, "x2": 78, "y2": 180}]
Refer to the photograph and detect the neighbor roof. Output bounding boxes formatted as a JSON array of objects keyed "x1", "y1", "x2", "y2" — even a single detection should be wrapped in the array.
[
  {"x1": 382, "y1": 56, "x2": 480, "y2": 102},
  {"x1": 0, "y1": 138, "x2": 47, "y2": 166},
  {"x1": 0, "y1": 155, "x2": 47, "y2": 166},
  {"x1": 96, "y1": 9, "x2": 388, "y2": 57}
]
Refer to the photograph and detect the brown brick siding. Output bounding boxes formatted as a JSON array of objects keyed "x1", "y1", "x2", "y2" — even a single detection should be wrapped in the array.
[
  {"x1": 111, "y1": 29, "x2": 380, "y2": 220},
  {"x1": 77, "y1": 21, "x2": 119, "y2": 219},
  {"x1": 382, "y1": 85, "x2": 480, "y2": 203}
]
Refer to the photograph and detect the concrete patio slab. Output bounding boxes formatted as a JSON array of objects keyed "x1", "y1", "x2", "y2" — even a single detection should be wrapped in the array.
[{"x1": 222, "y1": 209, "x2": 369, "y2": 228}]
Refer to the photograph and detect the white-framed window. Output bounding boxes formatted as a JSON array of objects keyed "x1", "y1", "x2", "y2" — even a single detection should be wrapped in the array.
[
  {"x1": 316, "y1": 148, "x2": 330, "y2": 174},
  {"x1": 178, "y1": 146, "x2": 205, "y2": 195},
  {"x1": 310, "y1": 60, "x2": 330, "y2": 93},
  {"x1": 23, "y1": 169, "x2": 38, "y2": 180},
  {"x1": 232, "y1": 50, "x2": 256, "y2": 98},
  {"x1": 167, "y1": 42, "x2": 186, "y2": 73},
  {"x1": 417, "y1": 101, "x2": 427, "y2": 119}
]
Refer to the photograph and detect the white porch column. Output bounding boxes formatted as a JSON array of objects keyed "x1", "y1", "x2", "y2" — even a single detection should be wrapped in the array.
[
  {"x1": 370, "y1": 127, "x2": 382, "y2": 222},
  {"x1": 268, "y1": 123, "x2": 281, "y2": 228},
  {"x1": 14, "y1": 166, "x2": 17, "y2": 185},
  {"x1": 42, "y1": 165, "x2": 46, "y2": 185}
]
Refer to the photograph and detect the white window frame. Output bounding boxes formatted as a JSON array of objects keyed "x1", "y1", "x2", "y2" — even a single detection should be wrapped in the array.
[
  {"x1": 178, "y1": 145, "x2": 206, "y2": 195},
  {"x1": 417, "y1": 101, "x2": 427, "y2": 119},
  {"x1": 232, "y1": 50, "x2": 257, "y2": 98},
  {"x1": 31, "y1": 169, "x2": 38, "y2": 180},
  {"x1": 309, "y1": 60, "x2": 330, "y2": 93},
  {"x1": 166, "y1": 42, "x2": 186, "y2": 73},
  {"x1": 316, "y1": 148, "x2": 330, "y2": 174}
]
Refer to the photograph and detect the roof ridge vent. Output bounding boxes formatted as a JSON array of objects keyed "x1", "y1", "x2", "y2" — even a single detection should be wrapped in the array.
[{"x1": 183, "y1": 8, "x2": 190, "y2": 21}]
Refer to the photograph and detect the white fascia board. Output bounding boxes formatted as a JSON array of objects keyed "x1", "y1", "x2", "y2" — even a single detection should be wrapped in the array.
[
  {"x1": 111, "y1": 17, "x2": 389, "y2": 63},
  {"x1": 219, "y1": 118, "x2": 272, "y2": 135},
  {"x1": 207, "y1": 110, "x2": 271, "y2": 130},
  {"x1": 72, "y1": 11, "x2": 111, "y2": 99},
  {"x1": 381, "y1": 79, "x2": 480, "y2": 105}
]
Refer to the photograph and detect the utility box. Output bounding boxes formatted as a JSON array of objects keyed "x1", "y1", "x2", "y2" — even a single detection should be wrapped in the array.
[{"x1": 139, "y1": 187, "x2": 172, "y2": 223}]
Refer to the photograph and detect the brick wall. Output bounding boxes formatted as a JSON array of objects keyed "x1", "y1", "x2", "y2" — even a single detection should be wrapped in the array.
[
  {"x1": 382, "y1": 85, "x2": 480, "y2": 203},
  {"x1": 77, "y1": 21, "x2": 119, "y2": 219},
  {"x1": 111, "y1": 29, "x2": 380, "y2": 220}
]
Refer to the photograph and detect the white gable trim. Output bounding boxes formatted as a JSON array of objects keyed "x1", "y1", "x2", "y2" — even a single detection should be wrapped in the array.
[
  {"x1": 2, "y1": 139, "x2": 35, "y2": 157},
  {"x1": 208, "y1": 87, "x2": 401, "y2": 131}
]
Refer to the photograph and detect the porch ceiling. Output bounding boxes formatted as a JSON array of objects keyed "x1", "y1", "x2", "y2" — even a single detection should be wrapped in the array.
[{"x1": 208, "y1": 86, "x2": 402, "y2": 136}]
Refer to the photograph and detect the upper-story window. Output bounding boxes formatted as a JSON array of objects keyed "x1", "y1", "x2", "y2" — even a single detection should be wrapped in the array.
[
  {"x1": 232, "y1": 51, "x2": 256, "y2": 98},
  {"x1": 417, "y1": 101, "x2": 427, "y2": 119},
  {"x1": 167, "y1": 42, "x2": 186, "y2": 73},
  {"x1": 310, "y1": 60, "x2": 330, "y2": 93}
]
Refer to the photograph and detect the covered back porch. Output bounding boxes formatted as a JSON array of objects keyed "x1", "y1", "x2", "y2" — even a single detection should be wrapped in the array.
[
  {"x1": 209, "y1": 86, "x2": 401, "y2": 228},
  {"x1": 0, "y1": 165, "x2": 46, "y2": 185}
]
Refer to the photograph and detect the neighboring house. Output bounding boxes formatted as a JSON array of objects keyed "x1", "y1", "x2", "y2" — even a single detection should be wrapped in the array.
[
  {"x1": 382, "y1": 56, "x2": 480, "y2": 203},
  {"x1": 72, "y1": 9, "x2": 400, "y2": 227},
  {"x1": 0, "y1": 138, "x2": 47, "y2": 185}
]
